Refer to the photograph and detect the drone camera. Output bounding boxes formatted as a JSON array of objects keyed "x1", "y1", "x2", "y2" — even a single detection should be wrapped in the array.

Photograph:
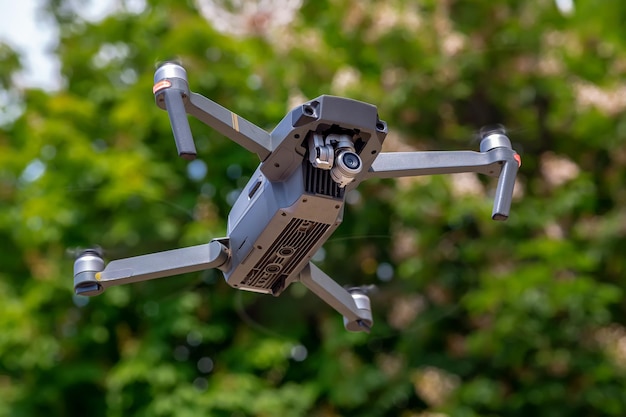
[
  {"x1": 331, "y1": 150, "x2": 363, "y2": 187},
  {"x1": 332, "y1": 133, "x2": 362, "y2": 187},
  {"x1": 308, "y1": 132, "x2": 363, "y2": 187}
]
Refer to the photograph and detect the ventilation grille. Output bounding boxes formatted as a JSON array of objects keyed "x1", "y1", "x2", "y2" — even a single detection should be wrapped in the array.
[
  {"x1": 304, "y1": 163, "x2": 344, "y2": 198},
  {"x1": 242, "y1": 218, "x2": 329, "y2": 294}
]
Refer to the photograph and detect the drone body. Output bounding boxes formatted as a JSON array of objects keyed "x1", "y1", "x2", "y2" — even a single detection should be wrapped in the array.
[
  {"x1": 74, "y1": 63, "x2": 520, "y2": 333},
  {"x1": 225, "y1": 93, "x2": 386, "y2": 296}
]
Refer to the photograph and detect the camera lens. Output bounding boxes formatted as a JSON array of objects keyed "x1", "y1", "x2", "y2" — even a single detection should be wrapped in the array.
[
  {"x1": 331, "y1": 151, "x2": 362, "y2": 188},
  {"x1": 342, "y1": 152, "x2": 361, "y2": 169}
]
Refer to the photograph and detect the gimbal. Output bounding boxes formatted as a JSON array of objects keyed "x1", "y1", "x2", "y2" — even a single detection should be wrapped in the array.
[{"x1": 74, "y1": 63, "x2": 520, "y2": 333}]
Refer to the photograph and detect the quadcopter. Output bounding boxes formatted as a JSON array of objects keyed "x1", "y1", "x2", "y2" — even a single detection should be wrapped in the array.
[{"x1": 74, "y1": 63, "x2": 520, "y2": 333}]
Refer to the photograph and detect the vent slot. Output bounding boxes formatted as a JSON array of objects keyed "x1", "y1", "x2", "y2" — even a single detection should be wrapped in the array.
[
  {"x1": 304, "y1": 162, "x2": 344, "y2": 198},
  {"x1": 242, "y1": 218, "x2": 330, "y2": 293}
]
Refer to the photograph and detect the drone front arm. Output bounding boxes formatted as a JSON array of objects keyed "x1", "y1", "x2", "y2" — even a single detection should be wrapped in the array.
[
  {"x1": 186, "y1": 92, "x2": 272, "y2": 161},
  {"x1": 365, "y1": 149, "x2": 509, "y2": 179},
  {"x1": 364, "y1": 146, "x2": 520, "y2": 220},
  {"x1": 299, "y1": 262, "x2": 373, "y2": 333},
  {"x1": 73, "y1": 240, "x2": 230, "y2": 297},
  {"x1": 153, "y1": 63, "x2": 272, "y2": 161}
]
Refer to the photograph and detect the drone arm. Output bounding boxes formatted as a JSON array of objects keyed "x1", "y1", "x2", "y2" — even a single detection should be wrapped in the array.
[
  {"x1": 186, "y1": 92, "x2": 272, "y2": 161},
  {"x1": 365, "y1": 148, "x2": 515, "y2": 179},
  {"x1": 154, "y1": 63, "x2": 272, "y2": 161},
  {"x1": 73, "y1": 240, "x2": 230, "y2": 297},
  {"x1": 365, "y1": 147, "x2": 520, "y2": 220},
  {"x1": 299, "y1": 262, "x2": 373, "y2": 333},
  {"x1": 162, "y1": 87, "x2": 197, "y2": 159},
  {"x1": 492, "y1": 157, "x2": 518, "y2": 220}
]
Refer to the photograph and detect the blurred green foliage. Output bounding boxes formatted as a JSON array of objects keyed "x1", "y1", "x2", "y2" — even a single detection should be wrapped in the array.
[{"x1": 2, "y1": 0, "x2": 626, "y2": 415}]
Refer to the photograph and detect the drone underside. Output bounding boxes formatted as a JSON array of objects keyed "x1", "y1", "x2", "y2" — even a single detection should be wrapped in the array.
[{"x1": 74, "y1": 63, "x2": 520, "y2": 333}]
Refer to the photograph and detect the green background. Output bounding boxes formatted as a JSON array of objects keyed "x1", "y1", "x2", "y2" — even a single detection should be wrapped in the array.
[{"x1": 2, "y1": 0, "x2": 626, "y2": 415}]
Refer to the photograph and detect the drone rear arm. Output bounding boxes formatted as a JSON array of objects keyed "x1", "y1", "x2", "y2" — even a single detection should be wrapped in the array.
[
  {"x1": 299, "y1": 262, "x2": 373, "y2": 333},
  {"x1": 73, "y1": 240, "x2": 230, "y2": 296},
  {"x1": 186, "y1": 92, "x2": 272, "y2": 160}
]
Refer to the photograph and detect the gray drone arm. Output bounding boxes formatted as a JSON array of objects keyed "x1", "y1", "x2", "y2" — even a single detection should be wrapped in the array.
[
  {"x1": 299, "y1": 262, "x2": 373, "y2": 333},
  {"x1": 364, "y1": 132, "x2": 520, "y2": 220},
  {"x1": 153, "y1": 63, "x2": 272, "y2": 161},
  {"x1": 73, "y1": 239, "x2": 230, "y2": 297}
]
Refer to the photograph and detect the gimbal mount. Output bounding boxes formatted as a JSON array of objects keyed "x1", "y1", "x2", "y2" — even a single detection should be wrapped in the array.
[{"x1": 74, "y1": 63, "x2": 520, "y2": 333}]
